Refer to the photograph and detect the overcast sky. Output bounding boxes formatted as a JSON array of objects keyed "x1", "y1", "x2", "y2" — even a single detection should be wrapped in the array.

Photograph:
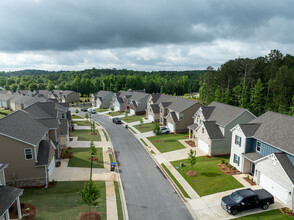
[{"x1": 0, "y1": 0, "x2": 293, "y2": 71}]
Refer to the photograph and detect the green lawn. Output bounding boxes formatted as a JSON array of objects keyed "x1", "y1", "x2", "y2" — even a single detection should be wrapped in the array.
[
  {"x1": 121, "y1": 114, "x2": 145, "y2": 123},
  {"x1": 109, "y1": 153, "x2": 113, "y2": 163},
  {"x1": 114, "y1": 181, "x2": 124, "y2": 220},
  {"x1": 134, "y1": 123, "x2": 155, "y2": 133},
  {"x1": 161, "y1": 163, "x2": 191, "y2": 199},
  {"x1": 95, "y1": 108, "x2": 109, "y2": 112},
  {"x1": 102, "y1": 129, "x2": 109, "y2": 141},
  {"x1": 147, "y1": 133, "x2": 187, "y2": 153},
  {"x1": 68, "y1": 148, "x2": 104, "y2": 168},
  {"x1": 108, "y1": 111, "x2": 124, "y2": 117},
  {"x1": 170, "y1": 156, "x2": 243, "y2": 196},
  {"x1": 0, "y1": 108, "x2": 13, "y2": 118},
  {"x1": 70, "y1": 129, "x2": 101, "y2": 141},
  {"x1": 21, "y1": 181, "x2": 106, "y2": 220},
  {"x1": 236, "y1": 209, "x2": 292, "y2": 220},
  {"x1": 71, "y1": 114, "x2": 83, "y2": 119},
  {"x1": 75, "y1": 120, "x2": 91, "y2": 126}
]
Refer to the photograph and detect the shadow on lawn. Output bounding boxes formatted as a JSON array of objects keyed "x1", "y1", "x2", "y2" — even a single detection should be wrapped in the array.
[{"x1": 200, "y1": 172, "x2": 221, "y2": 177}]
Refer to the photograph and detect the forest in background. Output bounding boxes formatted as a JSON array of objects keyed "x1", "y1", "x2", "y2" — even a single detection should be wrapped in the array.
[
  {"x1": 199, "y1": 50, "x2": 294, "y2": 116},
  {"x1": 0, "y1": 49, "x2": 293, "y2": 116},
  {"x1": 0, "y1": 69, "x2": 204, "y2": 96}
]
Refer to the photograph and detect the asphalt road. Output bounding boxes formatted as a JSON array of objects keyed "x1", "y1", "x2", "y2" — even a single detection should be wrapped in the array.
[{"x1": 90, "y1": 114, "x2": 193, "y2": 220}]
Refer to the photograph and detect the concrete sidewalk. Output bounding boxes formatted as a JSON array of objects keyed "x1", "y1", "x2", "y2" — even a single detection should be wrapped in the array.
[{"x1": 106, "y1": 181, "x2": 118, "y2": 220}]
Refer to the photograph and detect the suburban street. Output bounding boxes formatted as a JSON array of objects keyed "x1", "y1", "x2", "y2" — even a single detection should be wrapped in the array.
[{"x1": 90, "y1": 113, "x2": 194, "y2": 220}]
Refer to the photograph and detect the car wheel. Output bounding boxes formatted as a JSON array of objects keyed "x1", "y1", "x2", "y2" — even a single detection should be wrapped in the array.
[
  {"x1": 166, "y1": 131, "x2": 169, "y2": 134},
  {"x1": 231, "y1": 209, "x2": 238, "y2": 215},
  {"x1": 261, "y1": 203, "x2": 269, "y2": 210}
]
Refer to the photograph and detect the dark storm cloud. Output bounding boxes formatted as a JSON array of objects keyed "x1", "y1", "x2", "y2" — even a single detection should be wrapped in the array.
[{"x1": 0, "y1": 0, "x2": 293, "y2": 52}]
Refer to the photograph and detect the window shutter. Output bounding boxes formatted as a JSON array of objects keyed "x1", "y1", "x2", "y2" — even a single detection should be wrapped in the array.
[{"x1": 239, "y1": 137, "x2": 242, "y2": 146}]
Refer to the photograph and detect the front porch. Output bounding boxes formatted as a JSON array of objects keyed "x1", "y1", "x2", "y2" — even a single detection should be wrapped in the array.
[
  {"x1": 0, "y1": 186, "x2": 23, "y2": 220},
  {"x1": 242, "y1": 152, "x2": 263, "y2": 175}
]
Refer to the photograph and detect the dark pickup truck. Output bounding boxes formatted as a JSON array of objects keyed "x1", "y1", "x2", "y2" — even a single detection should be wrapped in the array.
[{"x1": 221, "y1": 188, "x2": 274, "y2": 215}]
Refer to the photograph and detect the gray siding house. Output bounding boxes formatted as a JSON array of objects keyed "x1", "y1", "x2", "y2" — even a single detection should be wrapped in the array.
[
  {"x1": 189, "y1": 102, "x2": 256, "y2": 156},
  {"x1": 92, "y1": 91, "x2": 114, "y2": 109}
]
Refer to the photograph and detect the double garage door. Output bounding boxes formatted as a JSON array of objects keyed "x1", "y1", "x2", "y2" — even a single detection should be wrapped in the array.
[
  {"x1": 197, "y1": 138, "x2": 209, "y2": 154},
  {"x1": 259, "y1": 173, "x2": 289, "y2": 204}
]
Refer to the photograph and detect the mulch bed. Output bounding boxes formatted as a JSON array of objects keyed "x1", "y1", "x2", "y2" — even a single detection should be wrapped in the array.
[
  {"x1": 55, "y1": 161, "x2": 61, "y2": 167},
  {"x1": 91, "y1": 132, "x2": 97, "y2": 135},
  {"x1": 80, "y1": 212, "x2": 101, "y2": 220},
  {"x1": 88, "y1": 157, "x2": 98, "y2": 161},
  {"x1": 154, "y1": 140, "x2": 161, "y2": 143},
  {"x1": 185, "y1": 140, "x2": 196, "y2": 147},
  {"x1": 243, "y1": 177, "x2": 256, "y2": 185},
  {"x1": 69, "y1": 137, "x2": 73, "y2": 141},
  {"x1": 186, "y1": 171, "x2": 197, "y2": 176},
  {"x1": 61, "y1": 152, "x2": 74, "y2": 159},
  {"x1": 217, "y1": 163, "x2": 240, "y2": 175},
  {"x1": 20, "y1": 181, "x2": 57, "y2": 189},
  {"x1": 280, "y1": 207, "x2": 294, "y2": 216},
  {"x1": 9, "y1": 203, "x2": 36, "y2": 220}
]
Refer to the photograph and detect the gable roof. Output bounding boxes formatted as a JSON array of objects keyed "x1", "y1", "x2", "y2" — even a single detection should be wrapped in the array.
[
  {"x1": 206, "y1": 102, "x2": 251, "y2": 126},
  {"x1": 150, "y1": 104, "x2": 160, "y2": 113},
  {"x1": 167, "y1": 97, "x2": 201, "y2": 113},
  {"x1": 59, "y1": 119, "x2": 68, "y2": 135},
  {"x1": 247, "y1": 111, "x2": 294, "y2": 154},
  {"x1": 95, "y1": 90, "x2": 113, "y2": 98},
  {"x1": 151, "y1": 93, "x2": 175, "y2": 104},
  {"x1": 274, "y1": 152, "x2": 294, "y2": 184},
  {"x1": 239, "y1": 123, "x2": 261, "y2": 137},
  {"x1": 169, "y1": 111, "x2": 179, "y2": 123},
  {"x1": 188, "y1": 123, "x2": 198, "y2": 130},
  {"x1": 160, "y1": 102, "x2": 172, "y2": 108},
  {"x1": 24, "y1": 102, "x2": 57, "y2": 119},
  {"x1": 0, "y1": 111, "x2": 49, "y2": 146},
  {"x1": 201, "y1": 106, "x2": 215, "y2": 119},
  {"x1": 129, "y1": 91, "x2": 149, "y2": 101},
  {"x1": 203, "y1": 121, "x2": 224, "y2": 140}
]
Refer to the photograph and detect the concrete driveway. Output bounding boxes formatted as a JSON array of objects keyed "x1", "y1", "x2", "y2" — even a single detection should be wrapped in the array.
[{"x1": 188, "y1": 185, "x2": 285, "y2": 220}]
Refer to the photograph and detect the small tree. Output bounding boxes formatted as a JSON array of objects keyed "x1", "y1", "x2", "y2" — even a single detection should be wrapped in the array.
[
  {"x1": 139, "y1": 118, "x2": 143, "y2": 126},
  {"x1": 125, "y1": 111, "x2": 128, "y2": 117},
  {"x1": 91, "y1": 121, "x2": 95, "y2": 132},
  {"x1": 78, "y1": 180, "x2": 101, "y2": 214},
  {"x1": 90, "y1": 139, "x2": 97, "y2": 154},
  {"x1": 187, "y1": 149, "x2": 197, "y2": 170},
  {"x1": 75, "y1": 109, "x2": 79, "y2": 114},
  {"x1": 85, "y1": 113, "x2": 89, "y2": 119},
  {"x1": 153, "y1": 123, "x2": 161, "y2": 136}
]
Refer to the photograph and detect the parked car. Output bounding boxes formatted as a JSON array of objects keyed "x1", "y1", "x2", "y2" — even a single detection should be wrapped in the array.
[
  {"x1": 113, "y1": 117, "x2": 122, "y2": 124},
  {"x1": 81, "y1": 107, "x2": 88, "y2": 112},
  {"x1": 159, "y1": 126, "x2": 170, "y2": 134},
  {"x1": 87, "y1": 108, "x2": 96, "y2": 114},
  {"x1": 221, "y1": 188, "x2": 274, "y2": 215}
]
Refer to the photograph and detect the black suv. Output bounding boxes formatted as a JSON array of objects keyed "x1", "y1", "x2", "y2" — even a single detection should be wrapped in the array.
[
  {"x1": 112, "y1": 117, "x2": 122, "y2": 124},
  {"x1": 81, "y1": 107, "x2": 88, "y2": 112},
  {"x1": 221, "y1": 188, "x2": 274, "y2": 215}
]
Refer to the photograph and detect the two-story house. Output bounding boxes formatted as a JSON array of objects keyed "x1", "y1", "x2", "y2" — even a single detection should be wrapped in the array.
[
  {"x1": 189, "y1": 102, "x2": 256, "y2": 156},
  {"x1": 111, "y1": 91, "x2": 130, "y2": 112},
  {"x1": 159, "y1": 97, "x2": 203, "y2": 133},
  {"x1": 230, "y1": 111, "x2": 294, "y2": 209},
  {"x1": 92, "y1": 91, "x2": 114, "y2": 109},
  {"x1": 127, "y1": 92, "x2": 150, "y2": 115},
  {"x1": 0, "y1": 110, "x2": 56, "y2": 187},
  {"x1": 146, "y1": 93, "x2": 176, "y2": 122},
  {"x1": 0, "y1": 161, "x2": 23, "y2": 220}
]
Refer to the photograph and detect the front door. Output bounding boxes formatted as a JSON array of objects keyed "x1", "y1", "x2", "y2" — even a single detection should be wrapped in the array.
[{"x1": 250, "y1": 163, "x2": 255, "y2": 175}]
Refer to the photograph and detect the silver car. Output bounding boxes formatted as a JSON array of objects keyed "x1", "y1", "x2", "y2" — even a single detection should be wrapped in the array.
[{"x1": 159, "y1": 126, "x2": 170, "y2": 134}]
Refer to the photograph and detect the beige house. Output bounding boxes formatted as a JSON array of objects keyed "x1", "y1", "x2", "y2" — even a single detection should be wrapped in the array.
[
  {"x1": 0, "y1": 111, "x2": 56, "y2": 187},
  {"x1": 159, "y1": 97, "x2": 203, "y2": 133},
  {"x1": 188, "y1": 102, "x2": 256, "y2": 156},
  {"x1": 146, "y1": 94, "x2": 176, "y2": 122}
]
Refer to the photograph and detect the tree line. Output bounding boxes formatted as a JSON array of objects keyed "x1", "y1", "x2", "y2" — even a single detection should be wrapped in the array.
[
  {"x1": 199, "y1": 50, "x2": 294, "y2": 116},
  {"x1": 0, "y1": 69, "x2": 204, "y2": 96}
]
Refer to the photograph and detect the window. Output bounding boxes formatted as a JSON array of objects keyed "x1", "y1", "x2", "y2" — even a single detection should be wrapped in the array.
[
  {"x1": 235, "y1": 135, "x2": 242, "y2": 146},
  {"x1": 61, "y1": 113, "x2": 65, "y2": 119},
  {"x1": 179, "y1": 113, "x2": 184, "y2": 120},
  {"x1": 233, "y1": 154, "x2": 240, "y2": 166},
  {"x1": 202, "y1": 128, "x2": 204, "y2": 133},
  {"x1": 24, "y1": 148, "x2": 33, "y2": 160},
  {"x1": 196, "y1": 116, "x2": 199, "y2": 122},
  {"x1": 256, "y1": 142, "x2": 261, "y2": 152},
  {"x1": 200, "y1": 119, "x2": 202, "y2": 124}
]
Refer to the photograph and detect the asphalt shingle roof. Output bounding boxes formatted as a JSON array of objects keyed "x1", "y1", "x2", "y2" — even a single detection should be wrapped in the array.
[
  {"x1": 129, "y1": 91, "x2": 149, "y2": 101},
  {"x1": 201, "y1": 106, "x2": 215, "y2": 119},
  {"x1": 95, "y1": 90, "x2": 113, "y2": 98},
  {"x1": 243, "y1": 152, "x2": 263, "y2": 162},
  {"x1": 37, "y1": 118, "x2": 59, "y2": 129},
  {"x1": 206, "y1": 102, "x2": 249, "y2": 126},
  {"x1": 36, "y1": 140, "x2": 50, "y2": 166},
  {"x1": 274, "y1": 152, "x2": 294, "y2": 184},
  {"x1": 167, "y1": 97, "x2": 201, "y2": 113},
  {"x1": 0, "y1": 186, "x2": 23, "y2": 218},
  {"x1": 0, "y1": 111, "x2": 49, "y2": 146},
  {"x1": 169, "y1": 112, "x2": 179, "y2": 123},
  {"x1": 248, "y1": 111, "x2": 294, "y2": 155},
  {"x1": 150, "y1": 104, "x2": 160, "y2": 113},
  {"x1": 188, "y1": 123, "x2": 198, "y2": 130},
  {"x1": 24, "y1": 102, "x2": 57, "y2": 119},
  {"x1": 203, "y1": 121, "x2": 224, "y2": 140},
  {"x1": 239, "y1": 123, "x2": 261, "y2": 137},
  {"x1": 60, "y1": 119, "x2": 68, "y2": 135},
  {"x1": 151, "y1": 93, "x2": 175, "y2": 104}
]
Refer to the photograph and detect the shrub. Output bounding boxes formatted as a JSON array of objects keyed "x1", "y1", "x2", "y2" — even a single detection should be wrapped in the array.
[
  {"x1": 225, "y1": 162, "x2": 228, "y2": 165},
  {"x1": 153, "y1": 123, "x2": 161, "y2": 135},
  {"x1": 232, "y1": 167, "x2": 236, "y2": 170},
  {"x1": 228, "y1": 164, "x2": 232, "y2": 169},
  {"x1": 226, "y1": 170, "x2": 230, "y2": 173},
  {"x1": 285, "y1": 208, "x2": 291, "y2": 213},
  {"x1": 221, "y1": 166, "x2": 225, "y2": 170},
  {"x1": 75, "y1": 109, "x2": 79, "y2": 113},
  {"x1": 221, "y1": 159, "x2": 225, "y2": 163},
  {"x1": 52, "y1": 179, "x2": 55, "y2": 184}
]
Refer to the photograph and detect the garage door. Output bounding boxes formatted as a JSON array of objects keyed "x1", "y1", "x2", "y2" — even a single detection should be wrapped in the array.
[
  {"x1": 148, "y1": 114, "x2": 154, "y2": 121},
  {"x1": 48, "y1": 157, "x2": 55, "y2": 178},
  {"x1": 197, "y1": 139, "x2": 209, "y2": 154},
  {"x1": 260, "y1": 173, "x2": 289, "y2": 204},
  {"x1": 167, "y1": 122, "x2": 175, "y2": 133},
  {"x1": 130, "y1": 109, "x2": 135, "y2": 115}
]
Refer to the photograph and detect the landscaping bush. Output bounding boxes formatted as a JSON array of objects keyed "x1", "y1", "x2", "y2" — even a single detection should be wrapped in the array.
[
  {"x1": 228, "y1": 164, "x2": 232, "y2": 169},
  {"x1": 232, "y1": 167, "x2": 236, "y2": 170},
  {"x1": 221, "y1": 159, "x2": 225, "y2": 163}
]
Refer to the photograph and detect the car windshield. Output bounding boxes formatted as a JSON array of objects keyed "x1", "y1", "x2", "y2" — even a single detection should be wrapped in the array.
[{"x1": 231, "y1": 192, "x2": 243, "y2": 203}]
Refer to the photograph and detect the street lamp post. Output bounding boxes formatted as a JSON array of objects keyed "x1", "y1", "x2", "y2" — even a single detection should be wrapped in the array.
[{"x1": 90, "y1": 152, "x2": 94, "y2": 180}]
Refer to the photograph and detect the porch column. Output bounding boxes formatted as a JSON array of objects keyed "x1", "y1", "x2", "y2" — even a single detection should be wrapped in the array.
[
  {"x1": 16, "y1": 197, "x2": 22, "y2": 219},
  {"x1": 189, "y1": 129, "x2": 191, "y2": 139},
  {"x1": 5, "y1": 210, "x2": 10, "y2": 220}
]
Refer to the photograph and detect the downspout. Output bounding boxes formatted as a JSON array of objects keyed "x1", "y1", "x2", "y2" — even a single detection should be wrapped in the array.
[{"x1": 44, "y1": 165, "x2": 48, "y2": 188}]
